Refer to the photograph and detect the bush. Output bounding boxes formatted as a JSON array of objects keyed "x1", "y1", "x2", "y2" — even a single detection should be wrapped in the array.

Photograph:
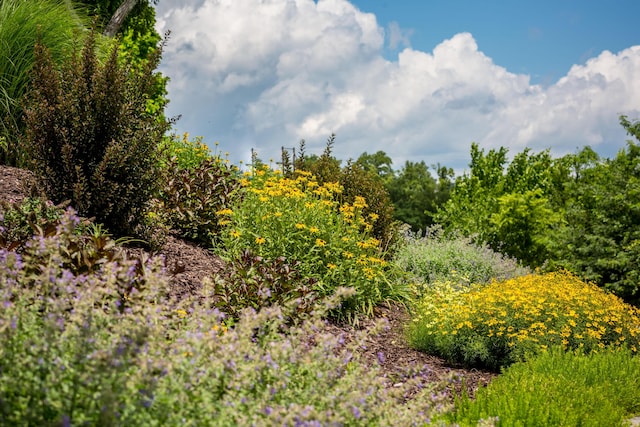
[
  {"x1": 152, "y1": 133, "x2": 241, "y2": 246},
  {"x1": 407, "y1": 271, "x2": 640, "y2": 370},
  {"x1": 395, "y1": 226, "x2": 530, "y2": 292},
  {"x1": 449, "y1": 347, "x2": 640, "y2": 426},
  {"x1": 0, "y1": 214, "x2": 449, "y2": 425},
  {"x1": 0, "y1": 197, "x2": 65, "y2": 251},
  {"x1": 21, "y1": 28, "x2": 170, "y2": 238},
  {"x1": 218, "y1": 167, "x2": 409, "y2": 322},
  {"x1": 339, "y1": 161, "x2": 399, "y2": 252},
  {"x1": 212, "y1": 249, "x2": 319, "y2": 322}
]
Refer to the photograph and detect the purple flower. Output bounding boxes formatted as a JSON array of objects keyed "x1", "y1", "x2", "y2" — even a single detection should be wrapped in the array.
[
  {"x1": 376, "y1": 351, "x2": 385, "y2": 364},
  {"x1": 351, "y1": 405, "x2": 361, "y2": 419},
  {"x1": 264, "y1": 406, "x2": 273, "y2": 416}
]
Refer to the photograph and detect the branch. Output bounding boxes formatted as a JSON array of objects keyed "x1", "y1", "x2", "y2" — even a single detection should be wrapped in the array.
[{"x1": 103, "y1": 0, "x2": 140, "y2": 37}]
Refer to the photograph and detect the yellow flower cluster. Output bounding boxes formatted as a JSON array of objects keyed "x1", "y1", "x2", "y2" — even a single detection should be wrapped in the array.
[
  {"x1": 219, "y1": 166, "x2": 398, "y2": 315},
  {"x1": 413, "y1": 271, "x2": 640, "y2": 359}
]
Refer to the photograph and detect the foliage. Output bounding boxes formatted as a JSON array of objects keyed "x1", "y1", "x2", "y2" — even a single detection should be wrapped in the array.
[
  {"x1": 449, "y1": 347, "x2": 640, "y2": 426},
  {"x1": 551, "y1": 119, "x2": 640, "y2": 305},
  {"x1": 22, "y1": 28, "x2": 170, "y2": 238},
  {"x1": 407, "y1": 271, "x2": 640, "y2": 371},
  {"x1": 0, "y1": 215, "x2": 449, "y2": 425},
  {"x1": 436, "y1": 143, "x2": 563, "y2": 267},
  {"x1": 387, "y1": 161, "x2": 454, "y2": 233},
  {"x1": 218, "y1": 167, "x2": 409, "y2": 322},
  {"x1": 339, "y1": 161, "x2": 399, "y2": 251},
  {"x1": 212, "y1": 249, "x2": 319, "y2": 322},
  {"x1": 153, "y1": 134, "x2": 241, "y2": 246},
  {"x1": 296, "y1": 134, "x2": 342, "y2": 184},
  {"x1": 356, "y1": 150, "x2": 394, "y2": 184},
  {"x1": 394, "y1": 226, "x2": 530, "y2": 293},
  {"x1": 0, "y1": 197, "x2": 65, "y2": 251},
  {"x1": 295, "y1": 138, "x2": 399, "y2": 249},
  {"x1": 0, "y1": 0, "x2": 88, "y2": 166}
]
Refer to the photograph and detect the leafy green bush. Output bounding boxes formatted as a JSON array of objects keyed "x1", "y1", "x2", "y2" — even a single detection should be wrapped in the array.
[
  {"x1": 22, "y1": 28, "x2": 170, "y2": 238},
  {"x1": 212, "y1": 249, "x2": 319, "y2": 321},
  {"x1": 395, "y1": 226, "x2": 530, "y2": 292},
  {"x1": 407, "y1": 271, "x2": 640, "y2": 370},
  {"x1": 0, "y1": 213, "x2": 449, "y2": 425},
  {"x1": 218, "y1": 167, "x2": 409, "y2": 322},
  {"x1": 448, "y1": 347, "x2": 640, "y2": 426}
]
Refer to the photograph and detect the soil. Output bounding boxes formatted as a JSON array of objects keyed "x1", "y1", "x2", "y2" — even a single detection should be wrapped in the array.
[{"x1": 0, "y1": 165, "x2": 496, "y2": 399}]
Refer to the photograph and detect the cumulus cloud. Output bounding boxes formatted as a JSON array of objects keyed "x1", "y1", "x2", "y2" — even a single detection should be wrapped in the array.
[{"x1": 155, "y1": 0, "x2": 640, "y2": 171}]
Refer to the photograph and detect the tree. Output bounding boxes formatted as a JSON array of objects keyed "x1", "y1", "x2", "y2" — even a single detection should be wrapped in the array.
[
  {"x1": 387, "y1": 161, "x2": 437, "y2": 232},
  {"x1": 551, "y1": 117, "x2": 640, "y2": 305},
  {"x1": 436, "y1": 143, "x2": 563, "y2": 267},
  {"x1": 356, "y1": 151, "x2": 394, "y2": 183}
]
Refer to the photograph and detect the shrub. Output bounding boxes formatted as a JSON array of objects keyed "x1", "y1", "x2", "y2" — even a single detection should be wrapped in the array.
[
  {"x1": 0, "y1": 197, "x2": 66, "y2": 251},
  {"x1": 395, "y1": 226, "x2": 530, "y2": 293},
  {"x1": 218, "y1": 167, "x2": 409, "y2": 322},
  {"x1": 448, "y1": 347, "x2": 640, "y2": 426},
  {"x1": 212, "y1": 249, "x2": 319, "y2": 322},
  {"x1": 153, "y1": 134, "x2": 242, "y2": 246},
  {"x1": 0, "y1": 214, "x2": 449, "y2": 425},
  {"x1": 21, "y1": 27, "x2": 170, "y2": 238},
  {"x1": 339, "y1": 161, "x2": 399, "y2": 252},
  {"x1": 407, "y1": 271, "x2": 640, "y2": 370}
]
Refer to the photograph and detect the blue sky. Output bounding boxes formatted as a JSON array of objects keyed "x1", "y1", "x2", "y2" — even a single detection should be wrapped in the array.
[
  {"x1": 353, "y1": 0, "x2": 640, "y2": 84},
  {"x1": 154, "y1": 0, "x2": 640, "y2": 172}
]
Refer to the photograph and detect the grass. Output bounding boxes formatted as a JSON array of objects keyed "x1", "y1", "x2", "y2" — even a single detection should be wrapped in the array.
[{"x1": 448, "y1": 347, "x2": 640, "y2": 426}]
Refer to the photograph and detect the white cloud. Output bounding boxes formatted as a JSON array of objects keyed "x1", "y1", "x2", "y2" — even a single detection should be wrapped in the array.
[{"x1": 155, "y1": 0, "x2": 640, "y2": 171}]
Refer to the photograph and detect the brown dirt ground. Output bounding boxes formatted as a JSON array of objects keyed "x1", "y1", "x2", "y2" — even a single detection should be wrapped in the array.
[{"x1": 0, "y1": 165, "x2": 496, "y2": 399}]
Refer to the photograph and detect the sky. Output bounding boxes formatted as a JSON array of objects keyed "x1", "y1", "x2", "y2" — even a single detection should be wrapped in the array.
[{"x1": 154, "y1": 0, "x2": 640, "y2": 173}]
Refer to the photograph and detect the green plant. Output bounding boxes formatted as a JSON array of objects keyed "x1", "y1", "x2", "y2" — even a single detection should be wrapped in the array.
[
  {"x1": 395, "y1": 226, "x2": 530, "y2": 293},
  {"x1": 407, "y1": 271, "x2": 640, "y2": 370},
  {"x1": 218, "y1": 167, "x2": 409, "y2": 323},
  {"x1": 154, "y1": 149, "x2": 241, "y2": 246},
  {"x1": 0, "y1": 197, "x2": 66, "y2": 251},
  {"x1": 0, "y1": 0, "x2": 88, "y2": 166},
  {"x1": 339, "y1": 160, "x2": 399, "y2": 252},
  {"x1": 21, "y1": 27, "x2": 170, "y2": 239},
  {"x1": 448, "y1": 347, "x2": 640, "y2": 426},
  {"x1": 0, "y1": 214, "x2": 450, "y2": 425},
  {"x1": 212, "y1": 249, "x2": 319, "y2": 322}
]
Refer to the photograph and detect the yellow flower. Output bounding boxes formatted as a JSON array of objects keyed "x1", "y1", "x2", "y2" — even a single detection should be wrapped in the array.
[
  {"x1": 309, "y1": 227, "x2": 320, "y2": 234},
  {"x1": 315, "y1": 239, "x2": 326, "y2": 247},
  {"x1": 255, "y1": 237, "x2": 266, "y2": 245},
  {"x1": 215, "y1": 208, "x2": 234, "y2": 216},
  {"x1": 343, "y1": 251, "x2": 354, "y2": 259},
  {"x1": 175, "y1": 309, "x2": 188, "y2": 319},
  {"x1": 295, "y1": 223, "x2": 306, "y2": 229},
  {"x1": 230, "y1": 230, "x2": 241, "y2": 238},
  {"x1": 327, "y1": 263, "x2": 337, "y2": 269}
]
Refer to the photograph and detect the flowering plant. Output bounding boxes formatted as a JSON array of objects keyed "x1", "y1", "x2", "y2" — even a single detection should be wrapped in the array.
[{"x1": 217, "y1": 166, "x2": 409, "y2": 322}]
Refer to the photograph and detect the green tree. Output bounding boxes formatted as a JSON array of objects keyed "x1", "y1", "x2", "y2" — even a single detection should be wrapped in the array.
[
  {"x1": 552, "y1": 117, "x2": 640, "y2": 305},
  {"x1": 356, "y1": 150, "x2": 394, "y2": 184},
  {"x1": 0, "y1": 0, "x2": 88, "y2": 166},
  {"x1": 437, "y1": 143, "x2": 563, "y2": 267},
  {"x1": 387, "y1": 161, "x2": 437, "y2": 232}
]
